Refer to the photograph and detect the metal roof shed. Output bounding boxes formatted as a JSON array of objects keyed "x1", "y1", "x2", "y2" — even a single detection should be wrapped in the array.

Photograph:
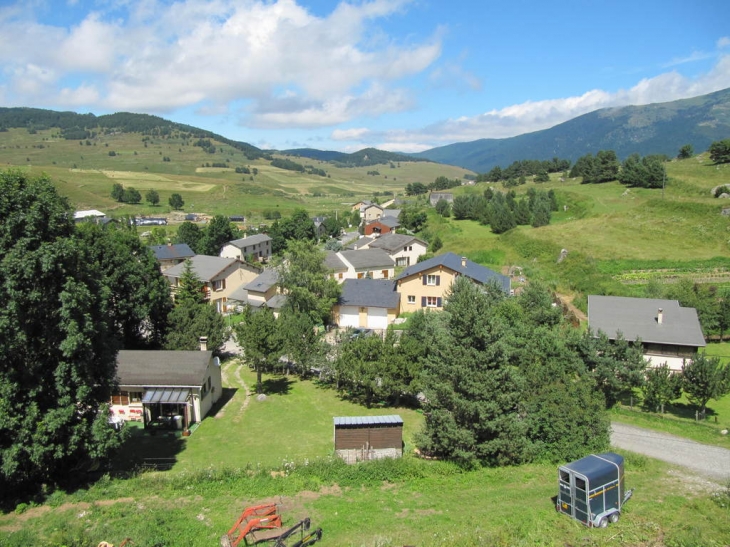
[{"x1": 333, "y1": 415, "x2": 404, "y2": 463}]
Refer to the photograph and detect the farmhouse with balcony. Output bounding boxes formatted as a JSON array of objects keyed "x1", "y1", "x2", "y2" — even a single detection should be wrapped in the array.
[
  {"x1": 149, "y1": 243, "x2": 195, "y2": 271},
  {"x1": 220, "y1": 234, "x2": 272, "y2": 262},
  {"x1": 110, "y1": 343, "x2": 222, "y2": 430},
  {"x1": 587, "y1": 295, "x2": 706, "y2": 371},
  {"x1": 333, "y1": 278, "x2": 400, "y2": 330},
  {"x1": 395, "y1": 252, "x2": 510, "y2": 313},
  {"x1": 163, "y1": 255, "x2": 260, "y2": 312}
]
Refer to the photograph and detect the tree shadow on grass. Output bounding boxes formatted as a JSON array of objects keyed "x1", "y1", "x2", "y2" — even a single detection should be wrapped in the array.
[
  {"x1": 261, "y1": 376, "x2": 295, "y2": 395},
  {"x1": 108, "y1": 422, "x2": 187, "y2": 476}
]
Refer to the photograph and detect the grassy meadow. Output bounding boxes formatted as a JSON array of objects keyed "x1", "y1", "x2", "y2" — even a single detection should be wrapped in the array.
[{"x1": 1, "y1": 360, "x2": 729, "y2": 547}]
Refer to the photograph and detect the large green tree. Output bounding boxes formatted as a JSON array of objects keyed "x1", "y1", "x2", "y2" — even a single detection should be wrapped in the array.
[
  {"x1": 682, "y1": 354, "x2": 730, "y2": 415},
  {"x1": 277, "y1": 240, "x2": 341, "y2": 326},
  {"x1": 709, "y1": 139, "x2": 730, "y2": 164},
  {"x1": 74, "y1": 223, "x2": 172, "y2": 348},
  {"x1": 0, "y1": 170, "x2": 123, "y2": 495},
  {"x1": 642, "y1": 363, "x2": 682, "y2": 413},
  {"x1": 234, "y1": 306, "x2": 281, "y2": 394},
  {"x1": 198, "y1": 215, "x2": 240, "y2": 256}
]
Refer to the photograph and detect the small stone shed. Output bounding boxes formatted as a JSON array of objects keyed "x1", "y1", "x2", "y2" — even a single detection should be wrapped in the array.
[{"x1": 333, "y1": 415, "x2": 404, "y2": 464}]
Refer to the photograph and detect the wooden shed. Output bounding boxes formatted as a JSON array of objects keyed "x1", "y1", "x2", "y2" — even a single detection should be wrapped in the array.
[{"x1": 333, "y1": 415, "x2": 403, "y2": 464}]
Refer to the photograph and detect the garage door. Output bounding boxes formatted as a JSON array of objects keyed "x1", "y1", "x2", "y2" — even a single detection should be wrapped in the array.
[
  {"x1": 367, "y1": 307, "x2": 388, "y2": 330},
  {"x1": 338, "y1": 306, "x2": 359, "y2": 328}
]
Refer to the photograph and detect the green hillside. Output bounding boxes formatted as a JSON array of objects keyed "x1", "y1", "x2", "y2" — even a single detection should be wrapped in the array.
[{"x1": 415, "y1": 87, "x2": 730, "y2": 172}]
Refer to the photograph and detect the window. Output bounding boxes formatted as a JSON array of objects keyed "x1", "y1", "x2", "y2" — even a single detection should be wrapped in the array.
[
  {"x1": 111, "y1": 392, "x2": 129, "y2": 405},
  {"x1": 426, "y1": 296, "x2": 439, "y2": 307},
  {"x1": 407, "y1": 295, "x2": 416, "y2": 304},
  {"x1": 396, "y1": 257, "x2": 409, "y2": 267},
  {"x1": 382, "y1": 270, "x2": 389, "y2": 279},
  {"x1": 338, "y1": 272, "x2": 343, "y2": 279},
  {"x1": 426, "y1": 274, "x2": 440, "y2": 286},
  {"x1": 212, "y1": 279, "x2": 226, "y2": 291},
  {"x1": 357, "y1": 272, "x2": 364, "y2": 279}
]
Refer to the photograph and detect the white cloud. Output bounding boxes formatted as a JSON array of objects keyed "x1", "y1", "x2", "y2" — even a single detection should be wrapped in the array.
[
  {"x1": 332, "y1": 128, "x2": 372, "y2": 141},
  {"x1": 362, "y1": 54, "x2": 730, "y2": 151},
  {"x1": 718, "y1": 36, "x2": 730, "y2": 49},
  {"x1": 662, "y1": 50, "x2": 714, "y2": 68},
  {"x1": 0, "y1": 0, "x2": 439, "y2": 122}
]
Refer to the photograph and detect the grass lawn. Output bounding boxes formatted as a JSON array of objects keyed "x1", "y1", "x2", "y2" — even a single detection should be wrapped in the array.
[{"x1": 2, "y1": 359, "x2": 730, "y2": 546}]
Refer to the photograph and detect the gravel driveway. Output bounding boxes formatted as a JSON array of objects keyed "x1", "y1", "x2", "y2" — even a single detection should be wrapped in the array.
[{"x1": 611, "y1": 422, "x2": 730, "y2": 482}]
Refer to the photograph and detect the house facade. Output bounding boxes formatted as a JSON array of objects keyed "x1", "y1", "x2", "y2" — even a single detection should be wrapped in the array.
[
  {"x1": 220, "y1": 234, "x2": 272, "y2": 262},
  {"x1": 333, "y1": 278, "x2": 400, "y2": 330},
  {"x1": 366, "y1": 233, "x2": 428, "y2": 267},
  {"x1": 429, "y1": 192, "x2": 454, "y2": 206},
  {"x1": 395, "y1": 252, "x2": 510, "y2": 313},
  {"x1": 110, "y1": 346, "x2": 222, "y2": 429},
  {"x1": 149, "y1": 243, "x2": 195, "y2": 271},
  {"x1": 587, "y1": 296, "x2": 706, "y2": 371},
  {"x1": 163, "y1": 255, "x2": 260, "y2": 312},
  {"x1": 364, "y1": 217, "x2": 400, "y2": 236},
  {"x1": 327, "y1": 249, "x2": 395, "y2": 282}
]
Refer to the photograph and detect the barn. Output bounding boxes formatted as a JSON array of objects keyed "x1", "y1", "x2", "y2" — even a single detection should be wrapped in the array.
[{"x1": 333, "y1": 415, "x2": 404, "y2": 464}]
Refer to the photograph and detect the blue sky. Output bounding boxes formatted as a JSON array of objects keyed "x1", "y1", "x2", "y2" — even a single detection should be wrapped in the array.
[{"x1": 1, "y1": 0, "x2": 729, "y2": 153}]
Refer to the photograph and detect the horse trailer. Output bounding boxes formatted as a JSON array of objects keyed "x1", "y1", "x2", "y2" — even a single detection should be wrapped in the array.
[{"x1": 557, "y1": 452, "x2": 633, "y2": 527}]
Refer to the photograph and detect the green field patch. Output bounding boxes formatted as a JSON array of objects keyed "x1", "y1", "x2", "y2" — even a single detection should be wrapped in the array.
[{"x1": 195, "y1": 167, "x2": 234, "y2": 173}]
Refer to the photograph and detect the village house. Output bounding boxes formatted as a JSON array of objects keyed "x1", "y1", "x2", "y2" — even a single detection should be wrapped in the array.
[
  {"x1": 325, "y1": 249, "x2": 395, "y2": 282},
  {"x1": 364, "y1": 216, "x2": 400, "y2": 236},
  {"x1": 149, "y1": 243, "x2": 195, "y2": 271},
  {"x1": 220, "y1": 233, "x2": 272, "y2": 262},
  {"x1": 226, "y1": 268, "x2": 287, "y2": 315},
  {"x1": 332, "y1": 278, "x2": 400, "y2": 330},
  {"x1": 587, "y1": 295, "x2": 706, "y2": 371},
  {"x1": 163, "y1": 255, "x2": 260, "y2": 313},
  {"x1": 395, "y1": 252, "x2": 510, "y2": 313},
  {"x1": 110, "y1": 341, "x2": 222, "y2": 430},
  {"x1": 365, "y1": 233, "x2": 428, "y2": 267},
  {"x1": 429, "y1": 192, "x2": 454, "y2": 206}
]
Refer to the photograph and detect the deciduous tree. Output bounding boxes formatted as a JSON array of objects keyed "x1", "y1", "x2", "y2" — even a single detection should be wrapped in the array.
[
  {"x1": 682, "y1": 354, "x2": 730, "y2": 415},
  {"x1": 169, "y1": 192, "x2": 184, "y2": 210}
]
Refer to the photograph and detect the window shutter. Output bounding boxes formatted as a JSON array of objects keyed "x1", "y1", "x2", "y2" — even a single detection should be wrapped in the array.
[
  {"x1": 437, "y1": 297, "x2": 443, "y2": 307},
  {"x1": 436, "y1": 275, "x2": 441, "y2": 286},
  {"x1": 421, "y1": 296, "x2": 427, "y2": 308},
  {"x1": 422, "y1": 275, "x2": 427, "y2": 285}
]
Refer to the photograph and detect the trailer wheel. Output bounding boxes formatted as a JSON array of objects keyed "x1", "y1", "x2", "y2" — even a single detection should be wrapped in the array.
[
  {"x1": 597, "y1": 517, "x2": 608, "y2": 528},
  {"x1": 609, "y1": 512, "x2": 620, "y2": 524}
]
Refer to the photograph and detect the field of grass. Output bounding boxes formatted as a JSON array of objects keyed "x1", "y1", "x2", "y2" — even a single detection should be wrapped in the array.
[{"x1": 1, "y1": 358, "x2": 729, "y2": 547}]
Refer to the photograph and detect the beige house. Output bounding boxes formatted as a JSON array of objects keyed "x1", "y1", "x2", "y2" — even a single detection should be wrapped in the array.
[
  {"x1": 163, "y1": 255, "x2": 260, "y2": 312},
  {"x1": 110, "y1": 345, "x2": 222, "y2": 430},
  {"x1": 588, "y1": 296, "x2": 706, "y2": 371},
  {"x1": 220, "y1": 234, "x2": 272, "y2": 262},
  {"x1": 325, "y1": 249, "x2": 395, "y2": 283},
  {"x1": 333, "y1": 279, "x2": 400, "y2": 330},
  {"x1": 395, "y1": 252, "x2": 510, "y2": 313},
  {"x1": 149, "y1": 243, "x2": 195, "y2": 271},
  {"x1": 362, "y1": 203, "x2": 384, "y2": 223}
]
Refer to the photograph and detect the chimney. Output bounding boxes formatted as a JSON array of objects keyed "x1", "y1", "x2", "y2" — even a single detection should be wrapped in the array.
[
  {"x1": 657, "y1": 308, "x2": 663, "y2": 325},
  {"x1": 199, "y1": 336, "x2": 208, "y2": 351},
  {"x1": 461, "y1": 257, "x2": 467, "y2": 268}
]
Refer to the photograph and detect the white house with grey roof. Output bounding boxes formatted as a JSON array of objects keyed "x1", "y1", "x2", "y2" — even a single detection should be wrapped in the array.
[
  {"x1": 326, "y1": 249, "x2": 395, "y2": 283},
  {"x1": 365, "y1": 233, "x2": 427, "y2": 267},
  {"x1": 220, "y1": 233, "x2": 272, "y2": 262},
  {"x1": 110, "y1": 346, "x2": 222, "y2": 430},
  {"x1": 588, "y1": 295, "x2": 706, "y2": 371},
  {"x1": 163, "y1": 255, "x2": 260, "y2": 312},
  {"x1": 333, "y1": 279, "x2": 400, "y2": 329},
  {"x1": 226, "y1": 269, "x2": 287, "y2": 315}
]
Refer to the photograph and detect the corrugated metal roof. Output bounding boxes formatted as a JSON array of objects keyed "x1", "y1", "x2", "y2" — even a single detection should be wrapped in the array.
[{"x1": 333, "y1": 415, "x2": 403, "y2": 426}]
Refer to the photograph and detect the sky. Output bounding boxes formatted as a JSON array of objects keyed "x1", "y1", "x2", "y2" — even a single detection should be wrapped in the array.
[{"x1": 1, "y1": 0, "x2": 729, "y2": 153}]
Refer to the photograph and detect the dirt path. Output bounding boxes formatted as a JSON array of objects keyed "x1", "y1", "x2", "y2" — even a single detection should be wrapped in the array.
[
  {"x1": 611, "y1": 422, "x2": 730, "y2": 483},
  {"x1": 214, "y1": 359, "x2": 251, "y2": 424},
  {"x1": 555, "y1": 292, "x2": 587, "y2": 323}
]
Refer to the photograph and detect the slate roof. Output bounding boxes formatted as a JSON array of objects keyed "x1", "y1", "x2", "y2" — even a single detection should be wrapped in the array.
[
  {"x1": 334, "y1": 415, "x2": 403, "y2": 426},
  {"x1": 116, "y1": 350, "x2": 213, "y2": 387},
  {"x1": 149, "y1": 243, "x2": 195, "y2": 261},
  {"x1": 163, "y1": 255, "x2": 238, "y2": 282},
  {"x1": 348, "y1": 236, "x2": 374, "y2": 250},
  {"x1": 368, "y1": 233, "x2": 426, "y2": 253},
  {"x1": 382, "y1": 209, "x2": 400, "y2": 219},
  {"x1": 324, "y1": 251, "x2": 348, "y2": 272},
  {"x1": 587, "y1": 296, "x2": 706, "y2": 348},
  {"x1": 339, "y1": 249, "x2": 395, "y2": 269},
  {"x1": 339, "y1": 279, "x2": 400, "y2": 308},
  {"x1": 244, "y1": 269, "x2": 279, "y2": 293},
  {"x1": 395, "y1": 252, "x2": 510, "y2": 292},
  {"x1": 227, "y1": 234, "x2": 272, "y2": 248},
  {"x1": 368, "y1": 217, "x2": 400, "y2": 228}
]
